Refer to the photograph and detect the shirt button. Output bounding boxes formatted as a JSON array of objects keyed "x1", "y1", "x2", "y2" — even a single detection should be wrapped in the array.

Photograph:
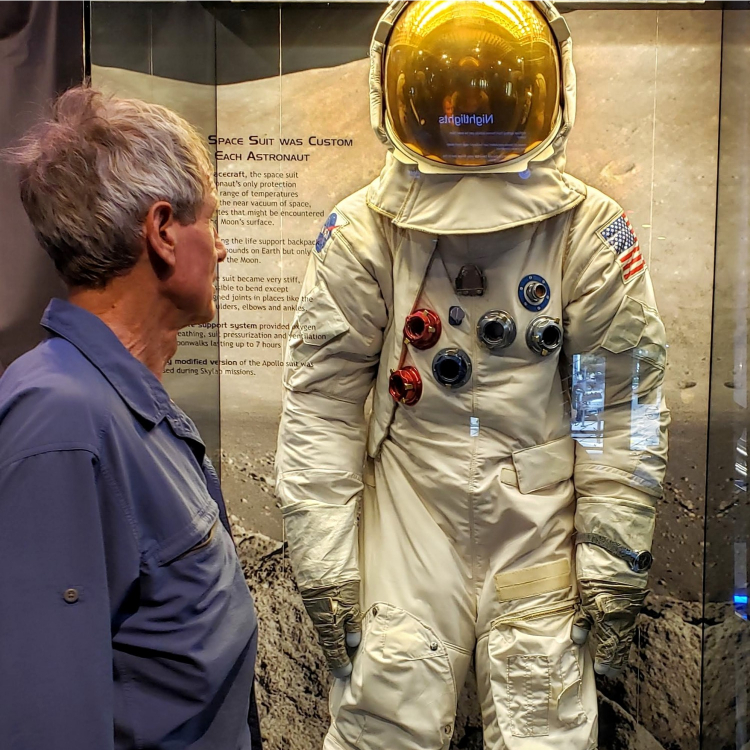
[{"x1": 63, "y1": 588, "x2": 79, "y2": 604}]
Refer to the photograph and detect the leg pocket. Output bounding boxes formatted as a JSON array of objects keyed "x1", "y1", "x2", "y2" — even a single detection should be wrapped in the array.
[
  {"x1": 330, "y1": 603, "x2": 457, "y2": 750},
  {"x1": 506, "y1": 652, "x2": 551, "y2": 737},
  {"x1": 486, "y1": 601, "x2": 596, "y2": 748}
]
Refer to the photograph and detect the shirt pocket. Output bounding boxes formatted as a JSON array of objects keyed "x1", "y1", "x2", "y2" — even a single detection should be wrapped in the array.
[{"x1": 154, "y1": 500, "x2": 219, "y2": 567}]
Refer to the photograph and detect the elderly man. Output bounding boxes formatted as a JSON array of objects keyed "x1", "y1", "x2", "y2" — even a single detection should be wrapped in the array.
[{"x1": 0, "y1": 87, "x2": 259, "y2": 749}]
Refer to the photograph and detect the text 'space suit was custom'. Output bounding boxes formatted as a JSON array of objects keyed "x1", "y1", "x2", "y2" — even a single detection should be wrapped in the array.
[{"x1": 276, "y1": 2, "x2": 669, "y2": 749}]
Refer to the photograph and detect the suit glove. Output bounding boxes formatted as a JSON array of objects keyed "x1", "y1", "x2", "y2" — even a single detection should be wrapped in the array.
[
  {"x1": 300, "y1": 579, "x2": 362, "y2": 679},
  {"x1": 571, "y1": 580, "x2": 647, "y2": 678}
]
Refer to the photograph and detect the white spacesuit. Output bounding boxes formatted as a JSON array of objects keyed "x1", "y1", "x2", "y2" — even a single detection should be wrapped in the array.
[{"x1": 276, "y1": 2, "x2": 669, "y2": 749}]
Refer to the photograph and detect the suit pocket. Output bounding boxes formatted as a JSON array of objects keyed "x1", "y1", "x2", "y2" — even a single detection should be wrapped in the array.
[
  {"x1": 331, "y1": 603, "x2": 457, "y2": 749},
  {"x1": 511, "y1": 436, "x2": 575, "y2": 494},
  {"x1": 487, "y1": 599, "x2": 595, "y2": 747},
  {"x1": 602, "y1": 295, "x2": 666, "y2": 370}
]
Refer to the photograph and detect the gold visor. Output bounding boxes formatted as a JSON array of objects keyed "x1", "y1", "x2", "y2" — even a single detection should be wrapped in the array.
[{"x1": 384, "y1": 0, "x2": 561, "y2": 168}]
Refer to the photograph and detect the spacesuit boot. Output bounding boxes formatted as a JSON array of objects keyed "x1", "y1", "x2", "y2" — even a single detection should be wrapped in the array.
[{"x1": 276, "y1": 2, "x2": 669, "y2": 749}]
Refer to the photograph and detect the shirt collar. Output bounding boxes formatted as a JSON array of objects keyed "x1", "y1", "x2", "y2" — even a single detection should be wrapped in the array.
[{"x1": 41, "y1": 299, "x2": 199, "y2": 440}]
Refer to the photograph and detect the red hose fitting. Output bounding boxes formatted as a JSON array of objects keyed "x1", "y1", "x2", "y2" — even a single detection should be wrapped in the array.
[
  {"x1": 389, "y1": 366, "x2": 423, "y2": 406},
  {"x1": 404, "y1": 309, "x2": 442, "y2": 350}
]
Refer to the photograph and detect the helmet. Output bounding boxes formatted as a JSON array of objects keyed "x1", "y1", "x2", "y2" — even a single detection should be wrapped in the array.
[{"x1": 373, "y1": 1, "x2": 569, "y2": 173}]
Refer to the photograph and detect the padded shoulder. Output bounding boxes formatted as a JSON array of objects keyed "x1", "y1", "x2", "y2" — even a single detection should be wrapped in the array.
[
  {"x1": 312, "y1": 186, "x2": 395, "y2": 283},
  {"x1": 562, "y1": 183, "x2": 634, "y2": 301}
]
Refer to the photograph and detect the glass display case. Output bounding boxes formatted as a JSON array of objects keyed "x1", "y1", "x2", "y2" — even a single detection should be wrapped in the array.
[{"x1": 88, "y1": 3, "x2": 747, "y2": 748}]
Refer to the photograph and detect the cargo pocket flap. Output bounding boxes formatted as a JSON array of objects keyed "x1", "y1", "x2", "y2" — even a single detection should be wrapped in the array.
[
  {"x1": 601, "y1": 295, "x2": 646, "y2": 354},
  {"x1": 512, "y1": 437, "x2": 575, "y2": 494},
  {"x1": 602, "y1": 295, "x2": 666, "y2": 370},
  {"x1": 332, "y1": 603, "x2": 456, "y2": 750}
]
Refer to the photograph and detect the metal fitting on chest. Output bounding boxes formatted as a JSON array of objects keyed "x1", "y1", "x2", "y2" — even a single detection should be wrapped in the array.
[
  {"x1": 454, "y1": 265, "x2": 486, "y2": 297},
  {"x1": 518, "y1": 274, "x2": 551, "y2": 312},
  {"x1": 526, "y1": 316, "x2": 563, "y2": 356},
  {"x1": 404, "y1": 309, "x2": 442, "y2": 350},
  {"x1": 389, "y1": 366, "x2": 423, "y2": 406},
  {"x1": 432, "y1": 348, "x2": 472, "y2": 389},
  {"x1": 477, "y1": 310, "x2": 516, "y2": 353}
]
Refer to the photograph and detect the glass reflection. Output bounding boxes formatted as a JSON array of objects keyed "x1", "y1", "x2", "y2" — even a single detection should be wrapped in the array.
[
  {"x1": 571, "y1": 353, "x2": 605, "y2": 450},
  {"x1": 630, "y1": 359, "x2": 662, "y2": 452}
]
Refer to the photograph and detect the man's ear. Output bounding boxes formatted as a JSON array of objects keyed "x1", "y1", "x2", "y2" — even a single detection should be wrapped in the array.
[{"x1": 144, "y1": 201, "x2": 178, "y2": 274}]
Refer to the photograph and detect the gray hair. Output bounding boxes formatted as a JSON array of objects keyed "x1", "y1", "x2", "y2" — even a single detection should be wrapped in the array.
[{"x1": 8, "y1": 86, "x2": 214, "y2": 288}]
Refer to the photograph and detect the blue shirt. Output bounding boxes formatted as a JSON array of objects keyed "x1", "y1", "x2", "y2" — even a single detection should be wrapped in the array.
[{"x1": 0, "y1": 299, "x2": 258, "y2": 750}]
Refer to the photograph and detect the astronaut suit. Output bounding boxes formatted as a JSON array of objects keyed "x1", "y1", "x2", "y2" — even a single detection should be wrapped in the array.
[{"x1": 276, "y1": 2, "x2": 669, "y2": 749}]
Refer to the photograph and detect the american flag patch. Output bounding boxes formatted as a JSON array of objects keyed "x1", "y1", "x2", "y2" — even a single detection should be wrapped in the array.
[{"x1": 598, "y1": 213, "x2": 645, "y2": 281}]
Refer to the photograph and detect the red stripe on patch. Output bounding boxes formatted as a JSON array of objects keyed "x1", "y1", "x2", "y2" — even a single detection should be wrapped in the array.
[
  {"x1": 622, "y1": 254, "x2": 643, "y2": 271},
  {"x1": 619, "y1": 246, "x2": 639, "y2": 265},
  {"x1": 623, "y1": 259, "x2": 645, "y2": 280}
]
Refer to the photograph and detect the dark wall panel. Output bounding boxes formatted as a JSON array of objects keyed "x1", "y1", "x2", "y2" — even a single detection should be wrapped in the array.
[{"x1": 0, "y1": 1, "x2": 83, "y2": 371}]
